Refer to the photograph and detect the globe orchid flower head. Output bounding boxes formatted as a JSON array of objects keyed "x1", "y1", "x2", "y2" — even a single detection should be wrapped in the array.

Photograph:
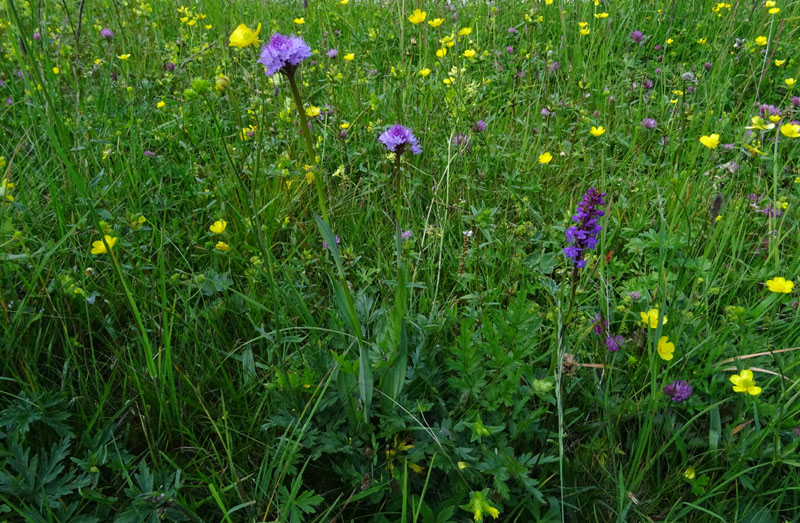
[
  {"x1": 229, "y1": 23, "x2": 262, "y2": 48},
  {"x1": 664, "y1": 380, "x2": 692, "y2": 402},
  {"x1": 257, "y1": 33, "x2": 313, "y2": 77},
  {"x1": 378, "y1": 124, "x2": 422, "y2": 156}
]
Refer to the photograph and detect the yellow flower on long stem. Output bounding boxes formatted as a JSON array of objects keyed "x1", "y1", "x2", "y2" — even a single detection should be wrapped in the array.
[
  {"x1": 765, "y1": 277, "x2": 794, "y2": 293},
  {"x1": 209, "y1": 220, "x2": 227, "y2": 234},
  {"x1": 428, "y1": 18, "x2": 444, "y2": 28},
  {"x1": 538, "y1": 152, "x2": 552, "y2": 164},
  {"x1": 215, "y1": 241, "x2": 230, "y2": 252},
  {"x1": 699, "y1": 134, "x2": 720, "y2": 149},
  {"x1": 590, "y1": 126, "x2": 606, "y2": 137},
  {"x1": 229, "y1": 23, "x2": 261, "y2": 48},
  {"x1": 640, "y1": 308, "x2": 667, "y2": 329},
  {"x1": 730, "y1": 369, "x2": 762, "y2": 396},
  {"x1": 657, "y1": 336, "x2": 675, "y2": 361},
  {"x1": 91, "y1": 235, "x2": 117, "y2": 255},
  {"x1": 781, "y1": 124, "x2": 800, "y2": 138},
  {"x1": 408, "y1": 9, "x2": 426, "y2": 24}
]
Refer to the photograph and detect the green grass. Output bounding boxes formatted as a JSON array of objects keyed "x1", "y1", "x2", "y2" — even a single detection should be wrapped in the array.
[{"x1": 1, "y1": 0, "x2": 800, "y2": 520}]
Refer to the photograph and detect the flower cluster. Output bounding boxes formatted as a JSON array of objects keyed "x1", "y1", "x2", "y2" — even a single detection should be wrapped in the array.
[
  {"x1": 563, "y1": 188, "x2": 606, "y2": 268},
  {"x1": 378, "y1": 124, "x2": 422, "y2": 155},
  {"x1": 257, "y1": 33, "x2": 312, "y2": 76}
]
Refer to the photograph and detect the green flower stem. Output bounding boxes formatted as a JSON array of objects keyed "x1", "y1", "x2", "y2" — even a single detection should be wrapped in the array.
[{"x1": 288, "y1": 72, "x2": 330, "y2": 225}]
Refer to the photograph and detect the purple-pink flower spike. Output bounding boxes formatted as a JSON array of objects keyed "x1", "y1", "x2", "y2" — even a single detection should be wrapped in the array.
[
  {"x1": 563, "y1": 187, "x2": 606, "y2": 268},
  {"x1": 257, "y1": 33, "x2": 313, "y2": 76}
]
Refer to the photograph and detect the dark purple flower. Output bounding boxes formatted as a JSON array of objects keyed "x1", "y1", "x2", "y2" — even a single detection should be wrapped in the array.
[
  {"x1": 654, "y1": 44, "x2": 662, "y2": 51},
  {"x1": 541, "y1": 107, "x2": 550, "y2": 117},
  {"x1": 548, "y1": 61, "x2": 559, "y2": 73},
  {"x1": 687, "y1": 85, "x2": 695, "y2": 94},
  {"x1": 378, "y1": 124, "x2": 422, "y2": 155},
  {"x1": 322, "y1": 235, "x2": 341, "y2": 250},
  {"x1": 327, "y1": 48, "x2": 338, "y2": 58},
  {"x1": 397, "y1": 229, "x2": 412, "y2": 241},
  {"x1": 605, "y1": 335, "x2": 624, "y2": 352},
  {"x1": 664, "y1": 380, "x2": 692, "y2": 402},
  {"x1": 631, "y1": 30, "x2": 644, "y2": 43},
  {"x1": 506, "y1": 46, "x2": 514, "y2": 53},
  {"x1": 33, "y1": 31, "x2": 40, "y2": 41},
  {"x1": 473, "y1": 119, "x2": 487, "y2": 132},
  {"x1": 563, "y1": 187, "x2": 606, "y2": 268},
  {"x1": 257, "y1": 33, "x2": 312, "y2": 77},
  {"x1": 655, "y1": 67, "x2": 662, "y2": 74},
  {"x1": 792, "y1": 96, "x2": 800, "y2": 107},
  {"x1": 641, "y1": 118, "x2": 657, "y2": 129},
  {"x1": 704, "y1": 61, "x2": 712, "y2": 71},
  {"x1": 101, "y1": 28, "x2": 114, "y2": 39},
  {"x1": 643, "y1": 78, "x2": 654, "y2": 89},
  {"x1": 165, "y1": 62, "x2": 175, "y2": 72},
  {"x1": 759, "y1": 103, "x2": 781, "y2": 117},
  {"x1": 452, "y1": 133, "x2": 470, "y2": 152},
  {"x1": 144, "y1": 150, "x2": 156, "y2": 157}
]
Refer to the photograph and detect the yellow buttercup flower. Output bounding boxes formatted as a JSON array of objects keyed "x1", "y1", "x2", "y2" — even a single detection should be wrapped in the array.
[
  {"x1": 765, "y1": 0, "x2": 776, "y2": 6},
  {"x1": 780, "y1": 123, "x2": 800, "y2": 138},
  {"x1": 157, "y1": 100, "x2": 166, "y2": 109},
  {"x1": 463, "y1": 49, "x2": 476, "y2": 58},
  {"x1": 580, "y1": 27, "x2": 590, "y2": 35},
  {"x1": 229, "y1": 23, "x2": 261, "y2": 48},
  {"x1": 684, "y1": 468, "x2": 696, "y2": 480},
  {"x1": 785, "y1": 78, "x2": 796, "y2": 86},
  {"x1": 730, "y1": 369, "x2": 762, "y2": 396},
  {"x1": 117, "y1": 54, "x2": 131, "y2": 60},
  {"x1": 657, "y1": 336, "x2": 675, "y2": 361},
  {"x1": 774, "y1": 59, "x2": 786, "y2": 66},
  {"x1": 419, "y1": 67, "x2": 431, "y2": 77},
  {"x1": 408, "y1": 9, "x2": 426, "y2": 24},
  {"x1": 640, "y1": 308, "x2": 667, "y2": 329},
  {"x1": 699, "y1": 133, "x2": 720, "y2": 149},
  {"x1": 436, "y1": 47, "x2": 447, "y2": 58},
  {"x1": 293, "y1": 17, "x2": 305, "y2": 25},
  {"x1": 209, "y1": 220, "x2": 227, "y2": 234},
  {"x1": 538, "y1": 152, "x2": 552, "y2": 164},
  {"x1": 215, "y1": 241, "x2": 230, "y2": 252},
  {"x1": 594, "y1": 13, "x2": 609, "y2": 19},
  {"x1": 52, "y1": 67, "x2": 60, "y2": 75},
  {"x1": 590, "y1": 126, "x2": 606, "y2": 137},
  {"x1": 305, "y1": 105, "x2": 321, "y2": 118},
  {"x1": 428, "y1": 18, "x2": 444, "y2": 28},
  {"x1": 344, "y1": 53, "x2": 355, "y2": 61},
  {"x1": 91, "y1": 235, "x2": 117, "y2": 255},
  {"x1": 697, "y1": 37, "x2": 707, "y2": 44},
  {"x1": 340, "y1": 0, "x2": 349, "y2": 4},
  {"x1": 766, "y1": 277, "x2": 794, "y2": 293},
  {"x1": 755, "y1": 36, "x2": 768, "y2": 46},
  {"x1": 1, "y1": 177, "x2": 14, "y2": 202},
  {"x1": 769, "y1": 7, "x2": 780, "y2": 14},
  {"x1": 458, "y1": 27, "x2": 472, "y2": 36}
]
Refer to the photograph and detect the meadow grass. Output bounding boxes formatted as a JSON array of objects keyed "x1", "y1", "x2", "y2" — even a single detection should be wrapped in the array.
[{"x1": 1, "y1": 0, "x2": 800, "y2": 521}]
